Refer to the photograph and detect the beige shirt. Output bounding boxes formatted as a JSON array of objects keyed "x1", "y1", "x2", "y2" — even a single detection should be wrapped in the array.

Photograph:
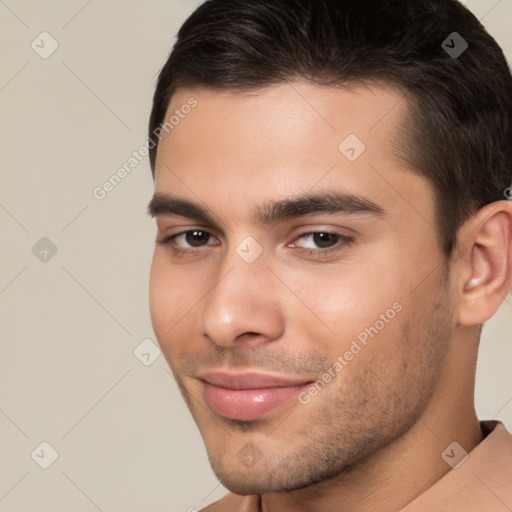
[{"x1": 202, "y1": 420, "x2": 512, "y2": 511}]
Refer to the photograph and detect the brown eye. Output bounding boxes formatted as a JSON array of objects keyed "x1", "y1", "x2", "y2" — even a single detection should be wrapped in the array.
[
  {"x1": 159, "y1": 229, "x2": 220, "y2": 251},
  {"x1": 311, "y1": 232, "x2": 340, "y2": 249},
  {"x1": 184, "y1": 230, "x2": 210, "y2": 247},
  {"x1": 294, "y1": 232, "x2": 350, "y2": 251}
]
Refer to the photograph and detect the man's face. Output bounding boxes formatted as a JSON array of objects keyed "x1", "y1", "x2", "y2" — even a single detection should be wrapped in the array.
[{"x1": 149, "y1": 82, "x2": 454, "y2": 494}]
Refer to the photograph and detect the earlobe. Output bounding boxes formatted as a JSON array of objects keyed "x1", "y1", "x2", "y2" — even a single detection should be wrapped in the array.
[{"x1": 457, "y1": 201, "x2": 512, "y2": 326}]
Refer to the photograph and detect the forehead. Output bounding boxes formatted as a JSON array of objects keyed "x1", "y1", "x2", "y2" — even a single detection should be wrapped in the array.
[
  {"x1": 158, "y1": 81, "x2": 409, "y2": 161},
  {"x1": 153, "y1": 82, "x2": 432, "y2": 227}
]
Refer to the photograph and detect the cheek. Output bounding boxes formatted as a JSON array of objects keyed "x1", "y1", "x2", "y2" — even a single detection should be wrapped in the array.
[
  {"x1": 288, "y1": 267, "x2": 401, "y2": 348},
  {"x1": 284, "y1": 245, "x2": 422, "y2": 365},
  {"x1": 149, "y1": 253, "x2": 197, "y2": 347}
]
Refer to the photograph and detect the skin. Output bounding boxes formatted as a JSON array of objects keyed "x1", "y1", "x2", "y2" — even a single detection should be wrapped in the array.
[{"x1": 149, "y1": 82, "x2": 512, "y2": 512}]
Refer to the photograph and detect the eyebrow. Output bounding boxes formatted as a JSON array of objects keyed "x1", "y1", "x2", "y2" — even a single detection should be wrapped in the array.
[{"x1": 147, "y1": 190, "x2": 385, "y2": 226}]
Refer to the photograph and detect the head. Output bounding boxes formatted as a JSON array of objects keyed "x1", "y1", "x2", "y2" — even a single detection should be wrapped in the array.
[{"x1": 148, "y1": 0, "x2": 512, "y2": 496}]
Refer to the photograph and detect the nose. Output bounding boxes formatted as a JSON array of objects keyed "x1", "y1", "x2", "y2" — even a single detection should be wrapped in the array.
[{"x1": 200, "y1": 249, "x2": 285, "y2": 349}]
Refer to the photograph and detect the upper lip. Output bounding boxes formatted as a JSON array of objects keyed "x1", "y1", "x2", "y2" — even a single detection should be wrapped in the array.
[{"x1": 198, "y1": 370, "x2": 313, "y2": 390}]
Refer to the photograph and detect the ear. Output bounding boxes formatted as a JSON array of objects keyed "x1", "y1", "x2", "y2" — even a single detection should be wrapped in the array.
[{"x1": 455, "y1": 200, "x2": 512, "y2": 326}]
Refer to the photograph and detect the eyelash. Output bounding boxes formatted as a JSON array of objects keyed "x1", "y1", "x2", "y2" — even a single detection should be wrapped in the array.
[{"x1": 157, "y1": 230, "x2": 354, "y2": 257}]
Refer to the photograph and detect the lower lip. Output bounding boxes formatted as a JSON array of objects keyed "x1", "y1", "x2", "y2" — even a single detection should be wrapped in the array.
[{"x1": 202, "y1": 381, "x2": 310, "y2": 421}]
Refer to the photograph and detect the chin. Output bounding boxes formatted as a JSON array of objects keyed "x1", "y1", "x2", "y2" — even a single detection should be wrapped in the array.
[{"x1": 208, "y1": 454, "x2": 345, "y2": 496}]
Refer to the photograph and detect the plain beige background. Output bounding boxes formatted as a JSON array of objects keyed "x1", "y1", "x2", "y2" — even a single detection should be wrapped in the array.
[{"x1": 0, "y1": 1, "x2": 511, "y2": 511}]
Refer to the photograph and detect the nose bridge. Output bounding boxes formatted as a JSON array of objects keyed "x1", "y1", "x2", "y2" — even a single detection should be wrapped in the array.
[{"x1": 200, "y1": 243, "x2": 283, "y2": 347}]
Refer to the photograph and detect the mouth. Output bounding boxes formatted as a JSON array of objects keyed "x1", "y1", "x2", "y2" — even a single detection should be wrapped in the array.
[{"x1": 197, "y1": 370, "x2": 314, "y2": 421}]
